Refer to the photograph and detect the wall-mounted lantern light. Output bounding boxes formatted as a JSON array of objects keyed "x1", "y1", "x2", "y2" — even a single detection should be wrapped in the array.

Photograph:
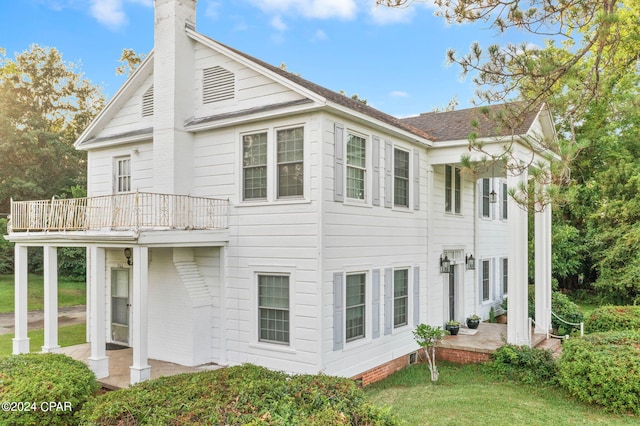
[
  {"x1": 440, "y1": 254, "x2": 451, "y2": 274},
  {"x1": 489, "y1": 189, "x2": 498, "y2": 204},
  {"x1": 465, "y1": 254, "x2": 475, "y2": 270},
  {"x1": 124, "y1": 248, "x2": 133, "y2": 266}
]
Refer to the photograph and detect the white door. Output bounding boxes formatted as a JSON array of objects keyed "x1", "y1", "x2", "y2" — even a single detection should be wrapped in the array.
[{"x1": 111, "y1": 269, "x2": 131, "y2": 345}]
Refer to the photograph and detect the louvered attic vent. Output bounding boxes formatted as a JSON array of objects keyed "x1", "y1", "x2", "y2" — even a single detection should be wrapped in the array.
[
  {"x1": 142, "y1": 85, "x2": 154, "y2": 117},
  {"x1": 203, "y1": 66, "x2": 235, "y2": 103}
]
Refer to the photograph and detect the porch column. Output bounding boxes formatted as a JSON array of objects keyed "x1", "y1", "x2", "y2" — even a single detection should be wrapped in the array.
[
  {"x1": 130, "y1": 246, "x2": 150, "y2": 384},
  {"x1": 42, "y1": 245, "x2": 60, "y2": 353},
  {"x1": 13, "y1": 244, "x2": 29, "y2": 354},
  {"x1": 534, "y1": 194, "x2": 552, "y2": 334},
  {"x1": 507, "y1": 163, "x2": 531, "y2": 346},
  {"x1": 88, "y1": 246, "x2": 109, "y2": 378}
]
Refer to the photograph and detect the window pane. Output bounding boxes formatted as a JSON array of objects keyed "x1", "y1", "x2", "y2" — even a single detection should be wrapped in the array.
[
  {"x1": 454, "y1": 167, "x2": 461, "y2": 214},
  {"x1": 394, "y1": 149, "x2": 409, "y2": 207},
  {"x1": 346, "y1": 134, "x2": 366, "y2": 200},
  {"x1": 503, "y1": 258, "x2": 508, "y2": 294},
  {"x1": 346, "y1": 273, "x2": 366, "y2": 341},
  {"x1": 116, "y1": 158, "x2": 131, "y2": 193},
  {"x1": 243, "y1": 133, "x2": 267, "y2": 200},
  {"x1": 277, "y1": 127, "x2": 304, "y2": 198},
  {"x1": 347, "y1": 135, "x2": 366, "y2": 168},
  {"x1": 502, "y1": 182, "x2": 508, "y2": 219},
  {"x1": 258, "y1": 275, "x2": 289, "y2": 344},
  {"x1": 445, "y1": 165, "x2": 452, "y2": 212},
  {"x1": 482, "y1": 260, "x2": 490, "y2": 301},
  {"x1": 346, "y1": 167, "x2": 365, "y2": 199},
  {"x1": 394, "y1": 269, "x2": 408, "y2": 327},
  {"x1": 482, "y1": 179, "x2": 490, "y2": 217}
]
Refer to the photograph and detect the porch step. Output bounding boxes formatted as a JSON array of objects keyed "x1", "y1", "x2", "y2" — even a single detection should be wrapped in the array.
[
  {"x1": 173, "y1": 261, "x2": 211, "y2": 307},
  {"x1": 534, "y1": 336, "x2": 563, "y2": 358}
]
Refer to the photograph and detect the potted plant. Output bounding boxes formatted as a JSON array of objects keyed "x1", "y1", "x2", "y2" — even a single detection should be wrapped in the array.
[
  {"x1": 466, "y1": 314, "x2": 481, "y2": 329},
  {"x1": 445, "y1": 320, "x2": 461, "y2": 335}
]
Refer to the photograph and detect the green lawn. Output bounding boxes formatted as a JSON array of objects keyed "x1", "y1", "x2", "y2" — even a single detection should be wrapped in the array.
[
  {"x1": 0, "y1": 274, "x2": 86, "y2": 313},
  {"x1": 364, "y1": 363, "x2": 638, "y2": 425},
  {"x1": 0, "y1": 323, "x2": 86, "y2": 357}
]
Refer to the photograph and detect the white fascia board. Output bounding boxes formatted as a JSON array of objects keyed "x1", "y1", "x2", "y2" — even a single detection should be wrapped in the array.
[
  {"x1": 74, "y1": 52, "x2": 155, "y2": 149},
  {"x1": 5, "y1": 232, "x2": 138, "y2": 245},
  {"x1": 75, "y1": 131, "x2": 153, "y2": 151},
  {"x1": 186, "y1": 29, "x2": 327, "y2": 105},
  {"x1": 325, "y1": 102, "x2": 433, "y2": 148}
]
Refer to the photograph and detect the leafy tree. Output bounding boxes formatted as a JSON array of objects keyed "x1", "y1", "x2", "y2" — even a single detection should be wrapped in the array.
[
  {"x1": 413, "y1": 324, "x2": 447, "y2": 382},
  {"x1": 115, "y1": 48, "x2": 146, "y2": 77}
]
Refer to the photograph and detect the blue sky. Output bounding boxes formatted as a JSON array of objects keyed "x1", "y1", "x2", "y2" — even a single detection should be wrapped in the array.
[{"x1": 1, "y1": 0, "x2": 535, "y2": 118}]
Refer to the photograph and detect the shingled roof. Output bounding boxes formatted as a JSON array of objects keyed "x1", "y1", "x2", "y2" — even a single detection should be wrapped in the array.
[
  {"x1": 191, "y1": 31, "x2": 433, "y2": 142},
  {"x1": 399, "y1": 103, "x2": 539, "y2": 142}
]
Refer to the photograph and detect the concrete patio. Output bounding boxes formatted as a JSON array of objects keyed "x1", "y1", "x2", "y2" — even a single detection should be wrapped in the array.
[{"x1": 60, "y1": 343, "x2": 222, "y2": 389}]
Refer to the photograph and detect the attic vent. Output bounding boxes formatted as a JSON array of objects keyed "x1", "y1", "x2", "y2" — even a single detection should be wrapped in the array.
[
  {"x1": 142, "y1": 85, "x2": 154, "y2": 117},
  {"x1": 203, "y1": 66, "x2": 235, "y2": 103}
]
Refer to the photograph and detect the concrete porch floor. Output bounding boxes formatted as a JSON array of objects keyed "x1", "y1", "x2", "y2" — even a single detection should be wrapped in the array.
[
  {"x1": 438, "y1": 323, "x2": 548, "y2": 355},
  {"x1": 60, "y1": 343, "x2": 222, "y2": 389}
]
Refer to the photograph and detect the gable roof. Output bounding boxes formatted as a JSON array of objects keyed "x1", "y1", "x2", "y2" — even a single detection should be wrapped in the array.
[
  {"x1": 188, "y1": 30, "x2": 434, "y2": 142},
  {"x1": 399, "y1": 103, "x2": 540, "y2": 142}
]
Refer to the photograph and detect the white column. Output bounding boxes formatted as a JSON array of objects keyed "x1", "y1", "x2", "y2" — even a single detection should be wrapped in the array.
[
  {"x1": 13, "y1": 244, "x2": 29, "y2": 354},
  {"x1": 88, "y1": 246, "x2": 109, "y2": 378},
  {"x1": 130, "y1": 246, "x2": 150, "y2": 384},
  {"x1": 42, "y1": 245, "x2": 60, "y2": 353},
  {"x1": 535, "y1": 196, "x2": 552, "y2": 334},
  {"x1": 507, "y1": 164, "x2": 531, "y2": 346}
]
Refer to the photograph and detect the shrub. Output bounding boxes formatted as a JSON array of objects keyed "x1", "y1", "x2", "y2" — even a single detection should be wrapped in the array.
[
  {"x1": 0, "y1": 353, "x2": 99, "y2": 426},
  {"x1": 558, "y1": 331, "x2": 640, "y2": 414},
  {"x1": 78, "y1": 364, "x2": 397, "y2": 425},
  {"x1": 487, "y1": 344, "x2": 558, "y2": 385},
  {"x1": 526, "y1": 288, "x2": 584, "y2": 335},
  {"x1": 584, "y1": 305, "x2": 640, "y2": 333}
]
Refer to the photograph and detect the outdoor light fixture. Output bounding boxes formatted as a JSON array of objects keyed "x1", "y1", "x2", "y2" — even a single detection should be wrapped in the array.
[
  {"x1": 465, "y1": 254, "x2": 475, "y2": 270},
  {"x1": 489, "y1": 189, "x2": 498, "y2": 204},
  {"x1": 440, "y1": 254, "x2": 451, "y2": 274},
  {"x1": 124, "y1": 248, "x2": 132, "y2": 266}
]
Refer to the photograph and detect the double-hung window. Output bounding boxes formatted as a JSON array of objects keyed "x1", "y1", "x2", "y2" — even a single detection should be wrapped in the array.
[
  {"x1": 502, "y1": 258, "x2": 508, "y2": 295},
  {"x1": 393, "y1": 269, "x2": 409, "y2": 328},
  {"x1": 501, "y1": 182, "x2": 508, "y2": 219},
  {"x1": 243, "y1": 133, "x2": 268, "y2": 200},
  {"x1": 346, "y1": 134, "x2": 366, "y2": 200},
  {"x1": 277, "y1": 127, "x2": 304, "y2": 198},
  {"x1": 115, "y1": 156, "x2": 131, "y2": 193},
  {"x1": 394, "y1": 148, "x2": 410, "y2": 207},
  {"x1": 345, "y1": 273, "x2": 366, "y2": 342},
  {"x1": 445, "y1": 165, "x2": 461, "y2": 213},
  {"x1": 258, "y1": 274, "x2": 290, "y2": 344},
  {"x1": 481, "y1": 178, "x2": 491, "y2": 218},
  {"x1": 482, "y1": 260, "x2": 490, "y2": 302}
]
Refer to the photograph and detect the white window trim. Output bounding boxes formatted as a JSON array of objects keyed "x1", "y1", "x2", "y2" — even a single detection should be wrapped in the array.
[
  {"x1": 248, "y1": 265, "x2": 297, "y2": 352},
  {"x1": 344, "y1": 130, "x2": 371, "y2": 205},
  {"x1": 501, "y1": 257, "x2": 508, "y2": 296},
  {"x1": 392, "y1": 145, "x2": 412, "y2": 211},
  {"x1": 500, "y1": 180, "x2": 508, "y2": 221},
  {"x1": 481, "y1": 259, "x2": 492, "y2": 303},
  {"x1": 480, "y1": 178, "x2": 492, "y2": 219},
  {"x1": 113, "y1": 155, "x2": 132, "y2": 194},
  {"x1": 392, "y1": 267, "x2": 411, "y2": 330},
  {"x1": 238, "y1": 121, "x2": 309, "y2": 205},
  {"x1": 445, "y1": 164, "x2": 463, "y2": 215},
  {"x1": 342, "y1": 269, "x2": 371, "y2": 348}
]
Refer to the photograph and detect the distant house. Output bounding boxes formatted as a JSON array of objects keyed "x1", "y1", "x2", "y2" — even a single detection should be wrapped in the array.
[{"x1": 6, "y1": 0, "x2": 557, "y2": 386}]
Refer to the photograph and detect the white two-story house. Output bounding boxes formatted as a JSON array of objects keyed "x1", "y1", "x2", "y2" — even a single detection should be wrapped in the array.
[{"x1": 6, "y1": 0, "x2": 557, "y2": 386}]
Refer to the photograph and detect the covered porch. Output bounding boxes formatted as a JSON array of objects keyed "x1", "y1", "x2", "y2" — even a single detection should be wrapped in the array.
[{"x1": 5, "y1": 192, "x2": 230, "y2": 386}]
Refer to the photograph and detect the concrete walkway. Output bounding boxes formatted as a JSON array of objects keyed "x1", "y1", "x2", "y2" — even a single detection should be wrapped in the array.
[{"x1": 0, "y1": 305, "x2": 87, "y2": 336}]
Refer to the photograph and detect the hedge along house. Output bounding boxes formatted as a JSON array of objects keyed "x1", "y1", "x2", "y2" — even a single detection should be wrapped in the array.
[{"x1": 5, "y1": 0, "x2": 557, "y2": 386}]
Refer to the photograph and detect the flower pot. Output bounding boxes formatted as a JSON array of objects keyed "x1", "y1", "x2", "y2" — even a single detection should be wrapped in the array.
[
  {"x1": 466, "y1": 318, "x2": 480, "y2": 329},
  {"x1": 446, "y1": 325, "x2": 460, "y2": 335}
]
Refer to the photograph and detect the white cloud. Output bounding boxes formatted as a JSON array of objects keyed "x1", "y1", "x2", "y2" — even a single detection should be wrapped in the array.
[
  {"x1": 312, "y1": 29, "x2": 328, "y2": 41},
  {"x1": 204, "y1": 1, "x2": 222, "y2": 20},
  {"x1": 271, "y1": 15, "x2": 288, "y2": 31},
  {"x1": 390, "y1": 90, "x2": 409, "y2": 97},
  {"x1": 88, "y1": 0, "x2": 151, "y2": 30},
  {"x1": 248, "y1": 0, "x2": 358, "y2": 20}
]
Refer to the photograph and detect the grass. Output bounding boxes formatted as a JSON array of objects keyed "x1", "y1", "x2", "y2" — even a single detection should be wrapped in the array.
[
  {"x1": 364, "y1": 363, "x2": 638, "y2": 425},
  {"x1": 0, "y1": 274, "x2": 85, "y2": 313},
  {"x1": 0, "y1": 323, "x2": 86, "y2": 357}
]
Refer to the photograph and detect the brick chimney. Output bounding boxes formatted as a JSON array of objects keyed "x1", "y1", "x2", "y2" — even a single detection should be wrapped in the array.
[{"x1": 153, "y1": 0, "x2": 197, "y2": 194}]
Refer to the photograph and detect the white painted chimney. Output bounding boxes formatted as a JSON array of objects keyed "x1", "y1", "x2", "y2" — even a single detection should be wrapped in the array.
[{"x1": 153, "y1": 0, "x2": 197, "y2": 194}]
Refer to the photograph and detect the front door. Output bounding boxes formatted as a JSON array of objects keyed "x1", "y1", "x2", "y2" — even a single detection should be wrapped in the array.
[
  {"x1": 111, "y1": 269, "x2": 131, "y2": 346},
  {"x1": 448, "y1": 266, "x2": 456, "y2": 321}
]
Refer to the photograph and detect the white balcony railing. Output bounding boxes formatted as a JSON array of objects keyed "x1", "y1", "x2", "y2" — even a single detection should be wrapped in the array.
[{"x1": 9, "y1": 192, "x2": 229, "y2": 232}]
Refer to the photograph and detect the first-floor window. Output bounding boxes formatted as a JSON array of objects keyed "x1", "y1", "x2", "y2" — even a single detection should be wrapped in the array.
[
  {"x1": 482, "y1": 260, "x2": 490, "y2": 301},
  {"x1": 502, "y1": 258, "x2": 508, "y2": 295},
  {"x1": 393, "y1": 269, "x2": 409, "y2": 328},
  {"x1": 394, "y1": 148, "x2": 410, "y2": 207},
  {"x1": 243, "y1": 132, "x2": 268, "y2": 200},
  {"x1": 115, "y1": 156, "x2": 131, "y2": 193},
  {"x1": 346, "y1": 273, "x2": 366, "y2": 342},
  {"x1": 258, "y1": 275, "x2": 289, "y2": 344}
]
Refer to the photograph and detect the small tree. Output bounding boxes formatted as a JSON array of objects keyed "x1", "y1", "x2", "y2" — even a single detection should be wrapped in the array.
[{"x1": 413, "y1": 323, "x2": 447, "y2": 382}]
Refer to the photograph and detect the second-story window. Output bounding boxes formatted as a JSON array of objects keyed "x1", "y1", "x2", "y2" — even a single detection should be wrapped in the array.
[
  {"x1": 346, "y1": 134, "x2": 366, "y2": 200},
  {"x1": 501, "y1": 182, "x2": 508, "y2": 219},
  {"x1": 277, "y1": 127, "x2": 304, "y2": 198},
  {"x1": 242, "y1": 132, "x2": 268, "y2": 200},
  {"x1": 445, "y1": 165, "x2": 461, "y2": 213},
  {"x1": 394, "y1": 148, "x2": 410, "y2": 207},
  {"x1": 115, "y1": 156, "x2": 131, "y2": 193},
  {"x1": 481, "y1": 178, "x2": 491, "y2": 217}
]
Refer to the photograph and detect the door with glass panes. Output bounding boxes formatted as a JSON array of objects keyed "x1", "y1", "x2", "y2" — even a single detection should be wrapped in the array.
[{"x1": 111, "y1": 269, "x2": 131, "y2": 345}]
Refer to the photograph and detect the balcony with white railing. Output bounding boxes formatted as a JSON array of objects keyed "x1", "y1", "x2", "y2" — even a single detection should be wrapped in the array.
[{"x1": 8, "y1": 192, "x2": 229, "y2": 233}]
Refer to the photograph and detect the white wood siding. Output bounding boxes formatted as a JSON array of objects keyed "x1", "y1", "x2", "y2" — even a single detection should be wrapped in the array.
[{"x1": 86, "y1": 142, "x2": 153, "y2": 197}]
